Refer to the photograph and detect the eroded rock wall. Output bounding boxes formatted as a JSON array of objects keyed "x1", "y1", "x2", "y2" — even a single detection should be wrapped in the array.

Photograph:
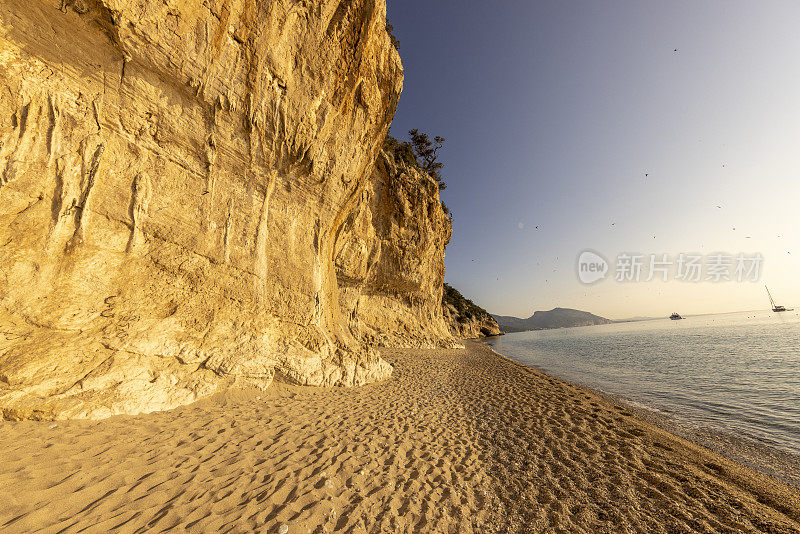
[
  {"x1": 336, "y1": 151, "x2": 455, "y2": 349},
  {"x1": 0, "y1": 0, "x2": 451, "y2": 420}
]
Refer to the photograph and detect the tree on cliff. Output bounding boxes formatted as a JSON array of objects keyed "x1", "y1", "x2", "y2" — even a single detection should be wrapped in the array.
[
  {"x1": 382, "y1": 135, "x2": 416, "y2": 167},
  {"x1": 408, "y1": 129, "x2": 446, "y2": 190},
  {"x1": 383, "y1": 130, "x2": 447, "y2": 191}
]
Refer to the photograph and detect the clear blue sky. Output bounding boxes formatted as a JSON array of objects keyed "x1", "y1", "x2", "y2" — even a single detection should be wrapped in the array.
[{"x1": 387, "y1": 1, "x2": 800, "y2": 319}]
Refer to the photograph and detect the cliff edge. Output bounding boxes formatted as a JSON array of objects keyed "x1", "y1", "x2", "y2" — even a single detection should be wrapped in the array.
[
  {"x1": 0, "y1": 0, "x2": 454, "y2": 419},
  {"x1": 442, "y1": 284, "x2": 502, "y2": 339}
]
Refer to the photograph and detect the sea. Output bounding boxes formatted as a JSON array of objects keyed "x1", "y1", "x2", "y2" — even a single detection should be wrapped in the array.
[{"x1": 484, "y1": 310, "x2": 800, "y2": 486}]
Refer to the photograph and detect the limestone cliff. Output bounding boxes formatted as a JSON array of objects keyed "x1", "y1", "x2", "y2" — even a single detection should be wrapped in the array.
[
  {"x1": 0, "y1": 0, "x2": 454, "y2": 420},
  {"x1": 336, "y1": 150, "x2": 455, "y2": 350},
  {"x1": 442, "y1": 284, "x2": 502, "y2": 339}
]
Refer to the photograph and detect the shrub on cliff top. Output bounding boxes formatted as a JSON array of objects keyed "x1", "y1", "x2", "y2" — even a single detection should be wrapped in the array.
[
  {"x1": 383, "y1": 135, "x2": 417, "y2": 168},
  {"x1": 442, "y1": 284, "x2": 490, "y2": 320},
  {"x1": 383, "y1": 130, "x2": 447, "y2": 191},
  {"x1": 408, "y1": 129, "x2": 445, "y2": 188}
]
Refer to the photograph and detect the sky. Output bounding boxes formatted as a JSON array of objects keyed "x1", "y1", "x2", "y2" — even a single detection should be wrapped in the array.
[{"x1": 386, "y1": 0, "x2": 800, "y2": 320}]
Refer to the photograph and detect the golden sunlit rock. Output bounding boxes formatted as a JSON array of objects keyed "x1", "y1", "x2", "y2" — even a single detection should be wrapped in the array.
[{"x1": 0, "y1": 0, "x2": 454, "y2": 419}]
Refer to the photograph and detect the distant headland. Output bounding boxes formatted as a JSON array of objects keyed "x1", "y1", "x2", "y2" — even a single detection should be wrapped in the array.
[{"x1": 493, "y1": 308, "x2": 613, "y2": 333}]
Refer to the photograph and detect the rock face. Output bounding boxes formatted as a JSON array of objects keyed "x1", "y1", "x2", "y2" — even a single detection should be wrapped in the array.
[
  {"x1": 337, "y1": 151, "x2": 455, "y2": 350},
  {"x1": 442, "y1": 284, "x2": 502, "y2": 339},
  {"x1": 0, "y1": 0, "x2": 454, "y2": 420}
]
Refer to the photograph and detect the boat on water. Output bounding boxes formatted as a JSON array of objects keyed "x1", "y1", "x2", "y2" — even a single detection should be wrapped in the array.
[
  {"x1": 765, "y1": 285, "x2": 792, "y2": 312},
  {"x1": 669, "y1": 313, "x2": 683, "y2": 320}
]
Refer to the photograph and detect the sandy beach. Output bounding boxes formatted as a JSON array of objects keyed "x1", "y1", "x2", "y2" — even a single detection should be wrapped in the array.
[{"x1": 1, "y1": 342, "x2": 799, "y2": 533}]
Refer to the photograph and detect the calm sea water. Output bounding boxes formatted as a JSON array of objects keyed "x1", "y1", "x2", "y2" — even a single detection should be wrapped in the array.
[{"x1": 484, "y1": 310, "x2": 800, "y2": 456}]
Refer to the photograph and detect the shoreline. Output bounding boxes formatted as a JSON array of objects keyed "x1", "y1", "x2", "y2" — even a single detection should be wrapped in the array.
[
  {"x1": 1, "y1": 342, "x2": 798, "y2": 532},
  {"x1": 480, "y1": 341, "x2": 800, "y2": 490},
  {"x1": 476, "y1": 344, "x2": 800, "y2": 515}
]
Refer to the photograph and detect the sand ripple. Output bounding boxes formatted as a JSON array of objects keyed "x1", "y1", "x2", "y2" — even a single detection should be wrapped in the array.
[{"x1": 1, "y1": 342, "x2": 798, "y2": 533}]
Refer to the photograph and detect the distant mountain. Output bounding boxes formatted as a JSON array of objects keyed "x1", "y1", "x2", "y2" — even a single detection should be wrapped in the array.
[{"x1": 493, "y1": 308, "x2": 612, "y2": 333}]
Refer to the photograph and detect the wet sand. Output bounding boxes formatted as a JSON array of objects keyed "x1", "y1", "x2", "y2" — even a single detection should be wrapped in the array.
[
  {"x1": 1, "y1": 342, "x2": 799, "y2": 533},
  {"x1": 621, "y1": 397, "x2": 800, "y2": 490}
]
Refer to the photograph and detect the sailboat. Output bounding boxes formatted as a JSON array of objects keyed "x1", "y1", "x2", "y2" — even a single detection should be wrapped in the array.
[{"x1": 765, "y1": 285, "x2": 792, "y2": 312}]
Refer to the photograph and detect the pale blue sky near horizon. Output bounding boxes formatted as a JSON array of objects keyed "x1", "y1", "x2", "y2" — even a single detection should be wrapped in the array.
[{"x1": 386, "y1": 1, "x2": 800, "y2": 320}]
